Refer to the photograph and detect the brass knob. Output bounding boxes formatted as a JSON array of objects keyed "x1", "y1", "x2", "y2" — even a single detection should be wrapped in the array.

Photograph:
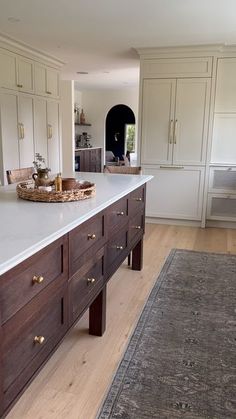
[
  {"x1": 134, "y1": 197, "x2": 142, "y2": 202},
  {"x1": 34, "y1": 335, "x2": 45, "y2": 345},
  {"x1": 87, "y1": 277, "x2": 96, "y2": 284},
  {"x1": 117, "y1": 211, "x2": 124, "y2": 216},
  {"x1": 88, "y1": 233, "x2": 96, "y2": 240},
  {"x1": 17, "y1": 84, "x2": 23, "y2": 88},
  {"x1": 116, "y1": 245, "x2": 124, "y2": 250},
  {"x1": 32, "y1": 275, "x2": 44, "y2": 284},
  {"x1": 134, "y1": 225, "x2": 141, "y2": 230}
]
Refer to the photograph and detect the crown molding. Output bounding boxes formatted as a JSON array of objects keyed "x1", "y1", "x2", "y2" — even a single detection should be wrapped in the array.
[{"x1": 135, "y1": 44, "x2": 236, "y2": 58}]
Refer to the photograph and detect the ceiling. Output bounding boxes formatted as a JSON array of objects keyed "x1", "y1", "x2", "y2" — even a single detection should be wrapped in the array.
[{"x1": 0, "y1": 0, "x2": 236, "y2": 89}]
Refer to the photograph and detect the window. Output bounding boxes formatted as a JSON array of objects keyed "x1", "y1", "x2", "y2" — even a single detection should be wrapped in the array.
[{"x1": 125, "y1": 124, "x2": 135, "y2": 153}]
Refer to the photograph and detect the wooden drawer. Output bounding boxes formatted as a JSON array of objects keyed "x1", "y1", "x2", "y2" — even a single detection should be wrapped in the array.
[
  {"x1": 2, "y1": 284, "x2": 67, "y2": 410},
  {"x1": 106, "y1": 227, "x2": 128, "y2": 278},
  {"x1": 128, "y1": 185, "x2": 145, "y2": 216},
  {"x1": 69, "y1": 212, "x2": 105, "y2": 275},
  {"x1": 69, "y1": 247, "x2": 105, "y2": 324},
  {"x1": 129, "y1": 211, "x2": 144, "y2": 245},
  {"x1": 0, "y1": 236, "x2": 68, "y2": 324},
  {"x1": 106, "y1": 196, "x2": 128, "y2": 233}
]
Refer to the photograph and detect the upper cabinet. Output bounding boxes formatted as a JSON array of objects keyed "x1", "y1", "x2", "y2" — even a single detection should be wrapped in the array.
[
  {"x1": 215, "y1": 58, "x2": 236, "y2": 113},
  {"x1": 34, "y1": 64, "x2": 59, "y2": 98},
  {"x1": 0, "y1": 50, "x2": 17, "y2": 90}
]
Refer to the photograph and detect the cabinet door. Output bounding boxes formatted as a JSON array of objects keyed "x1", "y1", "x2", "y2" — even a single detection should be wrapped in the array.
[
  {"x1": 211, "y1": 114, "x2": 236, "y2": 164},
  {"x1": 0, "y1": 92, "x2": 19, "y2": 185},
  {"x1": 143, "y1": 165, "x2": 204, "y2": 220},
  {"x1": 33, "y1": 97, "x2": 48, "y2": 162},
  {"x1": 0, "y1": 49, "x2": 17, "y2": 90},
  {"x1": 173, "y1": 78, "x2": 210, "y2": 165},
  {"x1": 47, "y1": 101, "x2": 60, "y2": 173},
  {"x1": 34, "y1": 64, "x2": 47, "y2": 96},
  {"x1": 141, "y1": 79, "x2": 175, "y2": 164},
  {"x1": 46, "y1": 68, "x2": 59, "y2": 98},
  {"x1": 17, "y1": 57, "x2": 34, "y2": 93},
  {"x1": 17, "y1": 96, "x2": 35, "y2": 168},
  {"x1": 215, "y1": 58, "x2": 236, "y2": 112}
]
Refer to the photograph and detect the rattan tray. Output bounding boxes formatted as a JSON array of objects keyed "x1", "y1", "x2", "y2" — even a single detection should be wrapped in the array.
[{"x1": 16, "y1": 181, "x2": 96, "y2": 202}]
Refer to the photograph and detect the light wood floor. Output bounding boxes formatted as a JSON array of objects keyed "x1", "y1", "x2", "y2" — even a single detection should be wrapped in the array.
[{"x1": 7, "y1": 224, "x2": 236, "y2": 419}]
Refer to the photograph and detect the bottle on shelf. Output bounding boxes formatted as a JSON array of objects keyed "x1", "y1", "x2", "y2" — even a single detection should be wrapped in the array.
[
  {"x1": 55, "y1": 173, "x2": 62, "y2": 192},
  {"x1": 80, "y1": 109, "x2": 86, "y2": 125}
]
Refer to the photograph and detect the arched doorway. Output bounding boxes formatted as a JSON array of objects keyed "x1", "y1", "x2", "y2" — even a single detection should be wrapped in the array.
[{"x1": 105, "y1": 104, "x2": 135, "y2": 162}]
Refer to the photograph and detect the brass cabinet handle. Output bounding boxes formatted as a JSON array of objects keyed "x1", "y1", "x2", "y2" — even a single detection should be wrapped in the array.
[
  {"x1": 46, "y1": 91, "x2": 52, "y2": 94},
  {"x1": 47, "y1": 124, "x2": 53, "y2": 139},
  {"x1": 116, "y1": 245, "x2": 124, "y2": 250},
  {"x1": 34, "y1": 335, "x2": 45, "y2": 345},
  {"x1": 17, "y1": 84, "x2": 23, "y2": 88},
  {"x1": 88, "y1": 233, "x2": 96, "y2": 240},
  {"x1": 173, "y1": 119, "x2": 178, "y2": 144},
  {"x1": 169, "y1": 119, "x2": 174, "y2": 144},
  {"x1": 87, "y1": 277, "x2": 96, "y2": 284},
  {"x1": 160, "y1": 165, "x2": 184, "y2": 169},
  {"x1": 133, "y1": 225, "x2": 141, "y2": 230},
  {"x1": 32, "y1": 275, "x2": 44, "y2": 284},
  {"x1": 21, "y1": 124, "x2": 25, "y2": 139},
  {"x1": 133, "y1": 197, "x2": 142, "y2": 202},
  {"x1": 18, "y1": 123, "x2": 22, "y2": 139},
  {"x1": 117, "y1": 211, "x2": 124, "y2": 216}
]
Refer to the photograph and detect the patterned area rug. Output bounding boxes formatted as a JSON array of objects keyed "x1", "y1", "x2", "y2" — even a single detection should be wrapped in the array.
[{"x1": 97, "y1": 249, "x2": 236, "y2": 419}]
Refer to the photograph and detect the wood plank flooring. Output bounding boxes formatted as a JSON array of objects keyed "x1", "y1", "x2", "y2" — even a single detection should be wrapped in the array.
[{"x1": 6, "y1": 224, "x2": 236, "y2": 419}]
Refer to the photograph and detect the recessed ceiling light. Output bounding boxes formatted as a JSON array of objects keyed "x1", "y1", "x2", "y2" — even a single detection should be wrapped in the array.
[
  {"x1": 76, "y1": 71, "x2": 89, "y2": 75},
  {"x1": 8, "y1": 17, "x2": 21, "y2": 23}
]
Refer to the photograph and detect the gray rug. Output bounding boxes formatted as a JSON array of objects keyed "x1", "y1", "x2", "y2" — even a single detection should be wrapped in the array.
[{"x1": 97, "y1": 249, "x2": 236, "y2": 419}]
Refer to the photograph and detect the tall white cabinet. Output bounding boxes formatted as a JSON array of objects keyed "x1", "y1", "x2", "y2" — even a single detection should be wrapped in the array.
[
  {"x1": 0, "y1": 35, "x2": 63, "y2": 185},
  {"x1": 138, "y1": 50, "x2": 212, "y2": 223}
]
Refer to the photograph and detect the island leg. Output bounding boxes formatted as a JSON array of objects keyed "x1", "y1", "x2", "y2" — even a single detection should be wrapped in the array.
[
  {"x1": 132, "y1": 238, "x2": 143, "y2": 271},
  {"x1": 89, "y1": 286, "x2": 107, "y2": 336}
]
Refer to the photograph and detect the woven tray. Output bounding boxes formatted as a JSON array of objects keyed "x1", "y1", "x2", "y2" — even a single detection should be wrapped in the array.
[{"x1": 16, "y1": 181, "x2": 96, "y2": 202}]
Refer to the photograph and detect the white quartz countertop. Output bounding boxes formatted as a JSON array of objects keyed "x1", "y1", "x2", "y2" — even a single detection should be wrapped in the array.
[{"x1": 0, "y1": 172, "x2": 152, "y2": 275}]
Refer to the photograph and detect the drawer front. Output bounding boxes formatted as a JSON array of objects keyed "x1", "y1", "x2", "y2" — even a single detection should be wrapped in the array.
[
  {"x1": 0, "y1": 236, "x2": 68, "y2": 324},
  {"x1": 129, "y1": 211, "x2": 144, "y2": 245},
  {"x1": 69, "y1": 212, "x2": 105, "y2": 275},
  {"x1": 69, "y1": 247, "x2": 104, "y2": 324},
  {"x1": 107, "y1": 228, "x2": 128, "y2": 272},
  {"x1": 128, "y1": 185, "x2": 145, "y2": 216},
  {"x1": 107, "y1": 196, "x2": 128, "y2": 232},
  {"x1": 2, "y1": 285, "x2": 67, "y2": 408}
]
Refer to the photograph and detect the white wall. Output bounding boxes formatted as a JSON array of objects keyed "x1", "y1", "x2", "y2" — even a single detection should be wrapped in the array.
[
  {"x1": 76, "y1": 87, "x2": 139, "y2": 165},
  {"x1": 60, "y1": 80, "x2": 75, "y2": 174}
]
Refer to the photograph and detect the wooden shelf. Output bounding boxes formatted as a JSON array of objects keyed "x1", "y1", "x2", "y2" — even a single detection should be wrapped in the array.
[{"x1": 75, "y1": 123, "x2": 91, "y2": 126}]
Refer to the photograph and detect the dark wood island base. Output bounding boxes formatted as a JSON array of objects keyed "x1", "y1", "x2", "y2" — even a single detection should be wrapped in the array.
[{"x1": 0, "y1": 183, "x2": 146, "y2": 418}]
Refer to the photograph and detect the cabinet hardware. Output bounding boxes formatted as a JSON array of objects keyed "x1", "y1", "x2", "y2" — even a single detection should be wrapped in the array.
[
  {"x1": 34, "y1": 335, "x2": 45, "y2": 345},
  {"x1": 117, "y1": 211, "x2": 125, "y2": 216},
  {"x1": 116, "y1": 245, "x2": 124, "y2": 250},
  {"x1": 18, "y1": 123, "x2": 22, "y2": 139},
  {"x1": 160, "y1": 165, "x2": 184, "y2": 169},
  {"x1": 133, "y1": 225, "x2": 141, "y2": 230},
  {"x1": 169, "y1": 119, "x2": 173, "y2": 144},
  {"x1": 173, "y1": 119, "x2": 178, "y2": 144},
  {"x1": 133, "y1": 197, "x2": 142, "y2": 202},
  {"x1": 21, "y1": 124, "x2": 25, "y2": 139},
  {"x1": 47, "y1": 124, "x2": 53, "y2": 139},
  {"x1": 87, "y1": 277, "x2": 96, "y2": 284},
  {"x1": 17, "y1": 84, "x2": 23, "y2": 88},
  {"x1": 88, "y1": 233, "x2": 96, "y2": 240},
  {"x1": 46, "y1": 91, "x2": 52, "y2": 95},
  {"x1": 32, "y1": 275, "x2": 44, "y2": 284}
]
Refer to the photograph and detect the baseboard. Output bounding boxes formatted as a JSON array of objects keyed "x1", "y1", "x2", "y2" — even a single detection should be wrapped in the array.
[
  {"x1": 206, "y1": 220, "x2": 236, "y2": 229},
  {"x1": 145, "y1": 217, "x2": 202, "y2": 227}
]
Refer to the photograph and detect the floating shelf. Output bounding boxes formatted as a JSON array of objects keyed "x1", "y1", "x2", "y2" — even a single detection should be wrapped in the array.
[{"x1": 75, "y1": 123, "x2": 91, "y2": 126}]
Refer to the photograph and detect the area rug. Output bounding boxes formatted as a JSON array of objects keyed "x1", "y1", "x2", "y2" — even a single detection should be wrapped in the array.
[{"x1": 97, "y1": 249, "x2": 236, "y2": 419}]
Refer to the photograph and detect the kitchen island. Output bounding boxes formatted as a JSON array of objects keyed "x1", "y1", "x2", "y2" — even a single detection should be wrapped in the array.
[{"x1": 0, "y1": 172, "x2": 152, "y2": 418}]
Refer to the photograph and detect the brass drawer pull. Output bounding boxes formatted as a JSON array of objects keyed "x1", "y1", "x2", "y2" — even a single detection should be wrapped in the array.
[
  {"x1": 32, "y1": 275, "x2": 44, "y2": 284},
  {"x1": 88, "y1": 233, "x2": 96, "y2": 240},
  {"x1": 17, "y1": 84, "x2": 23, "y2": 88},
  {"x1": 117, "y1": 211, "x2": 125, "y2": 216},
  {"x1": 133, "y1": 225, "x2": 141, "y2": 230},
  {"x1": 116, "y1": 245, "x2": 124, "y2": 250},
  {"x1": 133, "y1": 197, "x2": 142, "y2": 202},
  {"x1": 87, "y1": 277, "x2": 96, "y2": 284},
  {"x1": 34, "y1": 335, "x2": 45, "y2": 345}
]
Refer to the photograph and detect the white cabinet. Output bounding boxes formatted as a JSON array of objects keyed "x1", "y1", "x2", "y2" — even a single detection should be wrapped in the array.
[
  {"x1": 211, "y1": 114, "x2": 236, "y2": 164},
  {"x1": 0, "y1": 92, "x2": 34, "y2": 184},
  {"x1": 141, "y1": 78, "x2": 210, "y2": 166},
  {"x1": 215, "y1": 58, "x2": 236, "y2": 112},
  {"x1": 34, "y1": 64, "x2": 59, "y2": 98},
  {"x1": 143, "y1": 165, "x2": 205, "y2": 220},
  {"x1": 0, "y1": 50, "x2": 33, "y2": 93},
  {"x1": 34, "y1": 98, "x2": 60, "y2": 174}
]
